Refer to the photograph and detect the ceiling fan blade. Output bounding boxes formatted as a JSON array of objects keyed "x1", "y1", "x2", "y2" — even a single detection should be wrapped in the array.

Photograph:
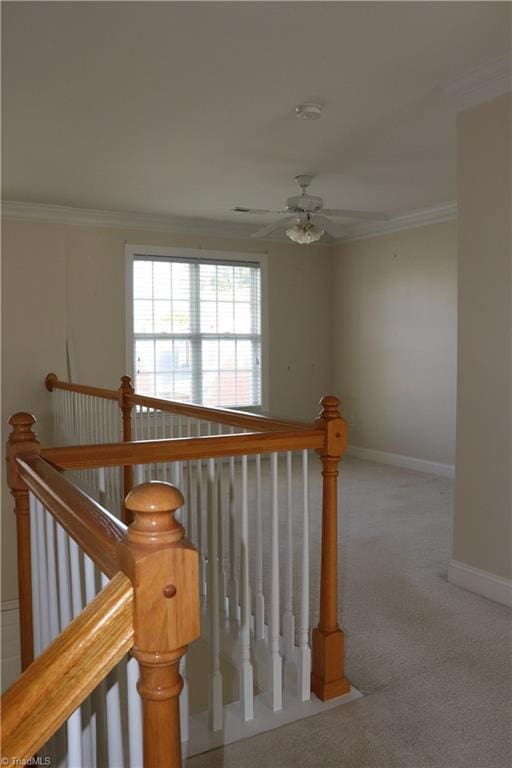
[
  {"x1": 321, "y1": 208, "x2": 390, "y2": 221},
  {"x1": 233, "y1": 206, "x2": 275, "y2": 214},
  {"x1": 312, "y1": 214, "x2": 347, "y2": 239},
  {"x1": 250, "y1": 217, "x2": 295, "y2": 239}
]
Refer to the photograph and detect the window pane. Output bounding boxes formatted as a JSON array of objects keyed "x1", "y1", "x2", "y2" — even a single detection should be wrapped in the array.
[
  {"x1": 202, "y1": 339, "x2": 219, "y2": 371},
  {"x1": 173, "y1": 300, "x2": 190, "y2": 333},
  {"x1": 172, "y1": 262, "x2": 190, "y2": 300},
  {"x1": 219, "y1": 339, "x2": 236, "y2": 369},
  {"x1": 174, "y1": 371, "x2": 192, "y2": 401},
  {"x1": 174, "y1": 340, "x2": 191, "y2": 373},
  {"x1": 155, "y1": 339, "x2": 173, "y2": 372},
  {"x1": 235, "y1": 302, "x2": 251, "y2": 333},
  {"x1": 234, "y1": 266, "x2": 251, "y2": 301},
  {"x1": 200, "y1": 264, "x2": 217, "y2": 300},
  {"x1": 155, "y1": 373, "x2": 173, "y2": 400},
  {"x1": 134, "y1": 261, "x2": 153, "y2": 299},
  {"x1": 219, "y1": 371, "x2": 237, "y2": 406},
  {"x1": 218, "y1": 302, "x2": 234, "y2": 333},
  {"x1": 234, "y1": 371, "x2": 252, "y2": 405},
  {"x1": 154, "y1": 301, "x2": 172, "y2": 333},
  {"x1": 217, "y1": 265, "x2": 234, "y2": 300},
  {"x1": 135, "y1": 339, "x2": 154, "y2": 373},
  {"x1": 202, "y1": 372, "x2": 220, "y2": 406},
  {"x1": 134, "y1": 300, "x2": 153, "y2": 333},
  {"x1": 201, "y1": 301, "x2": 217, "y2": 333},
  {"x1": 236, "y1": 339, "x2": 253, "y2": 369},
  {"x1": 153, "y1": 261, "x2": 171, "y2": 299}
]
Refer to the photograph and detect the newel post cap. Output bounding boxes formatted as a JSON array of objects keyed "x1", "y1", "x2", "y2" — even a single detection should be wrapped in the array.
[
  {"x1": 318, "y1": 395, "x2": 341, "y2": 420},
  {"x1": 8, "y1": 412, "x2": 37, "y2": 444},
  {"x1": 120, "y1": 374, "x2": 134, "y2": 392},
  {"x1": 124, "y1": 481, "x2": 185, "y2": 545},
  {"x1": 45, "y1": 372, "x2": 58, "y2": 391}
]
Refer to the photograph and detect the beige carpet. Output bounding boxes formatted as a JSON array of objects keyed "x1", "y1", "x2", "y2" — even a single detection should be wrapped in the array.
[{"x1": 188, "y1": 456, "x2": 512, "y2": 768}]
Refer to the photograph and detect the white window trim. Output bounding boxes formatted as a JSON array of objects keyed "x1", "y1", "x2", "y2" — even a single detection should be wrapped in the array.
[{"x1": 124, "y1": 244, "x2": 269, "y2": 412}]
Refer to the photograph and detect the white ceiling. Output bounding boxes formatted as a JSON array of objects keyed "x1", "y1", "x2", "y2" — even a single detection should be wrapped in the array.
[{"x1": 2, "y1": 1, "x2": 511, "y2": 230}]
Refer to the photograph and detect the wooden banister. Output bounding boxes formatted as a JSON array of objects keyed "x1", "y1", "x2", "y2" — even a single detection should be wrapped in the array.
[
  {"x1": 5, "y1": 413, "x2": 40, "y2": 670},
  {"x1": 311, "y1": 396, "x2": 351, "y2": 700},
  {"x1": 45, "y1": 372, "x2": 119, "y2": 401},
  {"x1": 41, "y1": 428, "x2": 325, "y2": 470},
  {"x1": 127, "y1": 392, "x2": 308, "y2": 432},
  {"x1": 1, "y1": 572, "x2": 134, "y2": 764},
  {"x1": 118, "y1": 481, "x2": 200, "y2": 768},
  {"x1": 44, "y1": 371, "x2": 308, "y2": 432},
  {"x1": 17, "y1": 454, "x2": 126, "y2": 577}
]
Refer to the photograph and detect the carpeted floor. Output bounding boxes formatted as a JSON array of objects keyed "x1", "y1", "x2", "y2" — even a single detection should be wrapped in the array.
[{"x1": 188, "y1": 456, "x2": 512, "y2": 768}]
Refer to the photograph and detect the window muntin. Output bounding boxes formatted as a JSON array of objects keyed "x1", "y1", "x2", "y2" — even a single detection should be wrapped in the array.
[{"x1": 132, "y1": 256, "x2": 261, "y2": 408}]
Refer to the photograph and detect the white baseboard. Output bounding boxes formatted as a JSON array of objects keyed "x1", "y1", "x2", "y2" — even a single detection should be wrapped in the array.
[
  {"x1": 347, "y1": 445, "x2": 455, "y2": 479},
  {"x1": 448, "y1": 560, "x2": 512, "y2": 608},
  {"x1": 1, "y1": 599, "x2": 21, "y2": 692}
]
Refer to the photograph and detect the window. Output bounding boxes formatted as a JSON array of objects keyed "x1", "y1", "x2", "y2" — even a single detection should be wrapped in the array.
[{"x1": 127, "y1": 248, "x2": 263, "y2": 409}]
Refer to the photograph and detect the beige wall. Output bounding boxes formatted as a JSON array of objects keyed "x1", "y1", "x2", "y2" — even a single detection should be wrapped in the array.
[
  {"x1": 1, "y1": 219, "x2": 332, "y2": 601},
  {"x1": 332, "y1": 221, "x2": 457, "y2": 465},
  {"x1": 452, "y1": 93, "x2": 512, "y2": 581}
]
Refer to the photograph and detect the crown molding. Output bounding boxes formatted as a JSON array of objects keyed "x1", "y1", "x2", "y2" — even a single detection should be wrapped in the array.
[
  {"x1": 337, "y1": 201, "x2": 457, "y2": 243},
  {"x1": 445, "y1": 54, "x2": 512, "y2": 111},
  {"x1": 2, "y1": 199, "x2": 457, "y2": 245},
  {"x1": 1, "y1": 200, "x2": 256, "y2": 240}
]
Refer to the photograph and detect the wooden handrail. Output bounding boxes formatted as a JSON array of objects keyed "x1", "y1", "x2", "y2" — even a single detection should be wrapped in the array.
[
  {"x1": 17, "y1": 455, "x2": 126, "y2": 577},
  {"x1": 127, "y1": 392, "x2": 308, "y2": 432},
  {"x1": 45, "y1": 371, "x2": 308, "y2": 431},
  {"x1": 41, "y1": 429, "x2": 325, "y2": 470},
  {"x1": 45, "y1": 372, "x2": 120, "y2": 401},
  {"x1": 1, "y1": 572, "x2": 133, "y2": 763}
]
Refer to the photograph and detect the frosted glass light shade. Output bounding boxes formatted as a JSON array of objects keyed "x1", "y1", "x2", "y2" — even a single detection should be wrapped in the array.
[{"x1": 286, "y1": 221, "x2": 325, "y2": 244}]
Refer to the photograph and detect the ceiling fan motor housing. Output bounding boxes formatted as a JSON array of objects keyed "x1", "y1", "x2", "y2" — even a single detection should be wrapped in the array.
[{"x1": 286, "y1": 194, "x2": 323, "y2": 213}]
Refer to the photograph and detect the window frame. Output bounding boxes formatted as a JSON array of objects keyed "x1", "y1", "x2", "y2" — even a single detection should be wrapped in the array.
[{"x1": 125, "y1": 244, "x2": 269, "y2": 412}]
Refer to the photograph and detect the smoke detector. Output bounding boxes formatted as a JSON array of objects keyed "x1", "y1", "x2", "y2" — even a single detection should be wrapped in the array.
[{"x1": 295, "y1": 103, "x2": 323, "y2": 120}]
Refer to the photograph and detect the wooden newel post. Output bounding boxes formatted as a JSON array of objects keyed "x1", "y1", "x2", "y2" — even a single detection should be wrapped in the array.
[
  {"x1": 119, "y1": 375, "x2": 135, "y2": 523},
  {"x1": 6, "y1": 413, "x2": 41, "y2": 671},
  {"x1": 119, "y1": 481, "x2": 200, "y2": 768},
  {"x1": 311, "y1": 395, "x2": 351, "y2": 701}
]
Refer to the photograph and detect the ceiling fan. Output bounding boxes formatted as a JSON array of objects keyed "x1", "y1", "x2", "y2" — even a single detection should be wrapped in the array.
[{"x1": 233, "y1": 175, "x2": 390, "y2": 244}]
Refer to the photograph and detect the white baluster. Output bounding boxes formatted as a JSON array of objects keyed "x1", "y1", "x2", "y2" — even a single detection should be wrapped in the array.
[
  {"x1": 68, "y1": 538, "x2": 93, "y2": 768},
  {"x1": 83, "y1": 555, "x2": 98, "y2": 768},
  {"x1": 269, "y1": 452, "x2": 283, "y2": 711},
  {"x1": 254, "y1": 454, "x2": 265, "y2": 640},
  {"x1": 56, "y1": 522, "x2": 83, "y2": 767},
  {"x1": 101, "y1": 572, "x2": 125, "y2": 767},
  {"x1": 207, "y1": 458, "x2": 223, "y2": 731},
  {"x1": 196, "y1": 422, "x2": 206, "y2": 596},
  {"x1": 228, "y1": 445, "x2": 240, "y2": 623},
  {"x1": 297, "y1": 449, "x2": 311, "y2": 702},
  {"x1": 217, "y1": 456, "x2": 228, "y2": 616},
  {"x1": 44, "y1": 509, "x2": 59, "y2": 643},
  {"x1": 98, "y1": 467, "x2": 107, "y2": 508},
  {"x1": 127, "y1": 656, "x2": 143, "y2": 767},
  {"x1": 239, "y1": 454, "x2": 254, "y2": 721},
  {"x1": 283, "y1": 451, "x2": 295, "y2": 662},
  {"x1": 29, "y1": 493, "x2": 42, "y2": 657}
]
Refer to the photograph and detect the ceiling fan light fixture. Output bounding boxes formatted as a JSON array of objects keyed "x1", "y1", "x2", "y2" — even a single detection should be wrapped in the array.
[{"x1": 286, "y1": 218, "x2": 325, "y2": 244}]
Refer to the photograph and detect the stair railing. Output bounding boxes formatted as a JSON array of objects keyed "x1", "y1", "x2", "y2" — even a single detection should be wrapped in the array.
[
  {"x1": 2, "y1": 412, "x2": 200, "y2": 766},
  {"x1": 43, "y1": 374, "x2": 351, "y2": 705}
]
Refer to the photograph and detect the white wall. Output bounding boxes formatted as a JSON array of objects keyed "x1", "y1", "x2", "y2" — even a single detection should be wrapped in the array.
[
  {"x1": 451, "y1": 92, "x2": 512, "y2": 587},
  {"x1": 1, "y1": 219, "x2": 333, "y2": 602},
  {"x1": 332, "y1": 220, "x2": 457, "y2": 466}
]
